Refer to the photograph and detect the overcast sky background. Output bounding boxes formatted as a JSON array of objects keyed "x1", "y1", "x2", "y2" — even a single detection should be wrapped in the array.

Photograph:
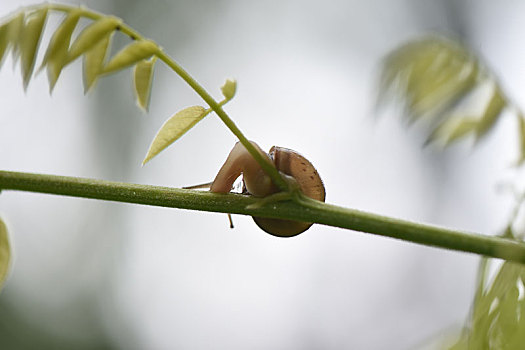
[{"x1": 1, "y1": 0, "x2": 525, "y2": 349}]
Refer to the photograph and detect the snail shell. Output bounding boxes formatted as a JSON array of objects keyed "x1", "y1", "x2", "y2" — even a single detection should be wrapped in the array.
[
  {"x1": 210, "y1": 142, "x2": 325, "y2": 237},
  {"x1": 252, "y1": 146, "x2": 325, "y2": 237}
]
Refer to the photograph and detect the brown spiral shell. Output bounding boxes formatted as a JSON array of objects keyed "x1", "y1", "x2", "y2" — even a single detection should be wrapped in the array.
[{"x1": 252, "y1": 146, "x2": 325, "y2": 237}]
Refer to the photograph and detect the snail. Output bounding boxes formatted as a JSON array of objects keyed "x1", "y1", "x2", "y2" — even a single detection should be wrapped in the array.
[{"x1": 210, "y1": 141, "x2": 325, "y2": 237}]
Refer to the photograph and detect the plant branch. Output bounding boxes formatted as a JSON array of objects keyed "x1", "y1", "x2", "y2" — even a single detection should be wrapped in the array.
[
  {"x1": 37, "y1": 3, "x2": 288, "y2": 191},
  {"x1": 2, "y1": 170, "x2": 525, "y2": 264}
]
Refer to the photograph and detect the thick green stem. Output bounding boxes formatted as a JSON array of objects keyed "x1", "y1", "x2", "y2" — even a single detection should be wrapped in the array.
[{"x1": 1, "y1": 170, "x2": 525, "y2": 264}]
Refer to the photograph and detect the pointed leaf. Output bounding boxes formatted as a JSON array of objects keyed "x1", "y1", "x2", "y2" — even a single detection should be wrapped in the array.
[
  {"x1": 6, "y1": 12, "x2": 24, "y2": 64},
  {"x1": 20, "y1": 8, "x2": 48, "y2": 89},
  {"x1": 425, "y1": 86, "x2": 506, "y2": 147},
  {"x1": 143, "y1": 106, "x2": 208, "y2": 165},
  {"x1": 221, "y1": 79, "x2": 237, "y2": 100},
  {"x1": 0, "y1": 23, "x2": 9, "y2": 67},
  {"x1": 0, "y1": 217, "x2": 11, "y2": 290},
  {"x1": 46, "y1": 59, "x2": 63, "y2": 92},
  {"x1": 40, "y1": 8, "x2": 82, "y2": 89},
  {"x1": 426, "y1": 116, "x2": 478, "y2": 146},
  {"x1": 68, "y1": 16, "x2": 122, "y2": 62},
  {"x1": 40, "y1": 9, "x2": 82, "y2": 66},
  {"x1": 104, "y1": 39, "x2": 158, "y2": 74},
  {"x1": 516, "y1": 114, "x2": 525, "y2": 165},
  {"x1": 445, "y1": 118, "x2": 478, "y2": 145},
  {"x1": 83, "y1": 32, "x2": 113, "y2": 92},
  {"x1": 133, "y1": 57, "x2": 156, "y2": 111},
  {"x1": 474, "y1": 86, "x2": 506, "y2": 140}
]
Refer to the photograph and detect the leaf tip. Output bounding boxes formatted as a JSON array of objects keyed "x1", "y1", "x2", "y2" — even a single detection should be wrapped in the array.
[
  {"x1": 136, "y1": 103, "x2": 149, "y2": 114},
  {"x1": 141, "y1": 154, "x2": 152, "y2": 166},
  {"x1": 133, "y1": 57, "x2": 157, "y2": 113},
  {"x1": 0, "y1": 217, "x2": 11, "y2": 291}
]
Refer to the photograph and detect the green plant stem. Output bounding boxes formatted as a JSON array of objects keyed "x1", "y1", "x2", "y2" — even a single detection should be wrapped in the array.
[
  {"x1": 158, "y1": 54, "x2": 288, "y2": 190},
  {"x1": 39, "y1": 3, "x2": 288, "y2": 192},
  {"x1": 155, "y1": 50, "x2": 287, "y2": 188},
  {"x1": 2, "y1": 170, "x2": 525, "y2": 264}
]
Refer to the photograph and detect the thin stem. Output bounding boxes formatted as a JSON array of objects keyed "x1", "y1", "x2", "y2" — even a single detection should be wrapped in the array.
[
  {"x1": 41, "y1": 3, "x2": 289, "y2": 191},
  {"x1": 154, "y1": 51, "x2": 288, "y2": 191},
  {"x1": 2, "y1": 170, "x2": 525, "y2": 264}
]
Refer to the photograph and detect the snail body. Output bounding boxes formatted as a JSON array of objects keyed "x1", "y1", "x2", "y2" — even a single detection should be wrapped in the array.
[{"x1": 210, "y1": 141, "x2": 325, "y2": 237}]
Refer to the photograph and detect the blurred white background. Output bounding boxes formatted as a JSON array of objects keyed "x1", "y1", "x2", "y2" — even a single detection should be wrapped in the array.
[{"x1": 1, "y1": 0, "x2": 524, "y2": 349}]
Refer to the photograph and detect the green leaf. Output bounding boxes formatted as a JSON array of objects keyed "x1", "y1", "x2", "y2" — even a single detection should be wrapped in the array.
[
  {"x1": 68, "y1": 16, "x2": 122, "y2": 62},
  {"x1": 40, "y1": 8, "x2": 82, "y2": 91},
  {"x1": 142, "y1": 106, "x2": 208, "y2": 165},
  {"x1": 133, "y1": 57, "x2": 156, "y2": 112},
  {"x1": 427, "y1": 116, "x2": 478, "y2": 146},
  {"x1": 40, "y1": 9, "x2": 82, "y2": 68},
  {"x1": 516, "y1": 114, "x2": 525, "y2": 165},
  {"x1": 0, "y1": 217, "x2": 11, "y2": 291},
  {"x1": 221, "y1": 79, "x2": 237, "y2": 101},
  {"x1": 6, "y1": 12, "x2": 25, "y2": 64},
  {"x1": 379, "y1": 35, "x2": 509, "y2": 149},
  {"x1": 0, "y1": 23, "x2": 9, "y2": 66},
  {"x1": 20, "y1": 8, "x2": 48, "y2": 89},
  {"x1": 474, "y1": 86, "x2": 506, "y2": 140},
  {"x1": 103, "y1": 39, "x2": 158, "y2": 74},
  {"x1": 83, "y1": 32, "x2": 113, "y2": 93}
]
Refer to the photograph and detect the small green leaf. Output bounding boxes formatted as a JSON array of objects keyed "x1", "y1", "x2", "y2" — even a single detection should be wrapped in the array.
[
  {"x1": 446, "y1": 119, "x2": 478, "y2": 145},
  {"x1": 143, "y1": 106, "x2": 208, "y2": 165},
  {"x1": 425, "y1": 86, "x2": 506, "y2": 147},
  {"x1": 474, "y1": 86, "x2": 506, "y2": 140},
  {"x1": 68, "y1": 16, "x2": 122, "y2": 62},
  {"x1": 0, "y1": 23, "x2": 9, "y2": 66},
  {"x1": 40, "y1": 9, "x2": 82, "y2": 68},
  {"x1": 133, "y1": 57, "x2": 156, "y2": 112},
  {"x1": 427, "y1": 116, "x2": 478, "y2": 146},
  {"x1": 516, "y1": 114, "x2": 525, "y2": 165},
  {"x1": 221, "y1": 79, "x2": 237, "y2": 101},
  {"x1": 83, "y1": 32, "x2": 113, "y2": 93},
  {"x1": 46, "y1": 60, "x2": 62, "y2": 92},
  {"x1": 20, "y1": 8, "x2": 48, "y2": 89},
  {"x1": 104, "y1": 39, "x2": 158, "y2": 74},
  {"x1": 0, "y1": 217, "x2": 11, "y2": 290},
  {"x1": 6, "y1": 12, "x2": 25, "y2": 64},
  {"x1": 40, "y1": 8, "x2": 82, "y2": 90}
]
